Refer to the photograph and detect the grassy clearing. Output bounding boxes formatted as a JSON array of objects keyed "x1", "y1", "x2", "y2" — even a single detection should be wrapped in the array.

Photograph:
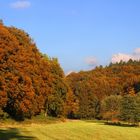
[{"x1": 0, "y1": 120, "x2": 140, "y2": 140}]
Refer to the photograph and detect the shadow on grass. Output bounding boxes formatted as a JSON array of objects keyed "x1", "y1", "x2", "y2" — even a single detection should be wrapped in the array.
[
  {"x1": 83, "y1": 120, "x2": 139, "y2": 128},
  {"x1": 0, "y1": 128, "x2": 36, "y2": 140},
  {"x1": 83, "y1": 119, "x2": 105, "y2": 124},
  {"x1": 104, "y1": 122, "x2": 139, "y2": 127}
]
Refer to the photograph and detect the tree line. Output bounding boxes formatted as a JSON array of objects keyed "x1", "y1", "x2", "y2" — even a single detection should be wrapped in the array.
[
  {"x1": 0, "y1": 22, "x2": 140, "y2": 124},
  {"x1": 66, "y1": 61, "x2": 140, "y2": 124}
]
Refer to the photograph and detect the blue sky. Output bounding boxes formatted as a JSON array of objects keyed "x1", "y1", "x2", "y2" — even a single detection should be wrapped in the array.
[{"x1": 1, "y1": 0, "x2": 140, "y2": 74}]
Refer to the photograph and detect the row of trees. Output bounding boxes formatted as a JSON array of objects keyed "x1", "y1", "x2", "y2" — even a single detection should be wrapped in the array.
[
  {"x1": 101, "y1": 94, "x2": 140, "y2": 124},
  {"x1": 66, "y1": 60, "x2": 140, "y2": 124},
  {"x1": 0, "y1": 21, "x2": 140, "y2": 124}
]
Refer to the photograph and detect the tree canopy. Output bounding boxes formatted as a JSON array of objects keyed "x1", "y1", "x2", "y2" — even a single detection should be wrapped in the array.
[
  {"x1": 0, "y1": 23, "x2": 77, "y2": 120},
  {"x1": 1, "y1": 22, "x2": 140, "y2": 123}
]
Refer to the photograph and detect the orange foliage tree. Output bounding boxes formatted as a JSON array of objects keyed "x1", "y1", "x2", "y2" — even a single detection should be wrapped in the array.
[{"x1": 0, "y1": 23, "x2": 77, "y2": 120}]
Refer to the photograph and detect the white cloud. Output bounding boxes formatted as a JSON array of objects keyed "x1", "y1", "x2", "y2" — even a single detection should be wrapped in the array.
[
  {"x1": 85, "y1": 56, "x2": 98, "y2": 66},
  {"x1": 111, "y1": 53, "x2": 132, "y2": 63},
  {"x1": 10, "y1": 0, "x2": 31, "y2": 9},
  {"x1": 111, "y1": 48, "x2": 140, "y2": 63},
  {"x1": 65, "y1": 70, "x2": 76, "y2": 76}
]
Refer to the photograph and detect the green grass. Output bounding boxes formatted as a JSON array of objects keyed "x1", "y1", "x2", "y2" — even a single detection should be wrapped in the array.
[
  {"x1": 0, "y1": 114, "x2": 60, "y2": 126},
  {"x1": 0, "y1": 120, "x2": 140, "y2": 140}
]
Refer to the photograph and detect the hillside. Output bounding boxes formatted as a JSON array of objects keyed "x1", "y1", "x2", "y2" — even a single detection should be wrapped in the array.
[{"x1": 66, "y1": 61, "x2": 140, "y2": 120}]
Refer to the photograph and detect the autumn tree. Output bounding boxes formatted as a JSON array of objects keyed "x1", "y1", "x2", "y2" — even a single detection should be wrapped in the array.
[
  {"x1": 0, "y1": 22, "x2": 76, "y2": 120},
  {"x1": 64, "y1": 89, "x2": 79, "y2": 118},
  {"x1": 44, "y1": 58, "x2": 78, "y2": 118}
]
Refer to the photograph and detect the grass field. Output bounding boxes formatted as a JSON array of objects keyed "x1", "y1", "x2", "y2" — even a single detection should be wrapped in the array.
[{"x1": 0, "y1": 120, "x2": 140, "y2": 140}]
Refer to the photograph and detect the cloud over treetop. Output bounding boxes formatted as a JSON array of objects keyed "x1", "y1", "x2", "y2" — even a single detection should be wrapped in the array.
[
  {"x1": 111, "y1": 48, "x2": 140, "y2": 63},
  {"x1": 85, "y1": 56, "x2": 98, "y2": 66}
]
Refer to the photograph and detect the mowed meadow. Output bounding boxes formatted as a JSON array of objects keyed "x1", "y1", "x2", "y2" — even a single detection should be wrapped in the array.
[{"x1": 0, "y1": 120, "x2": 140, "y2": 140}]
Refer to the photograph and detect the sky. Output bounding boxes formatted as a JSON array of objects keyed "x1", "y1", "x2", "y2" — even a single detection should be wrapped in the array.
[{"x1": 1, "y1": 0, "x2": 140, "y2": 74}]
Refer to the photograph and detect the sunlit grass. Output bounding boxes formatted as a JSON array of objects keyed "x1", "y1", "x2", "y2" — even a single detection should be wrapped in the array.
[{"x1": 0, "y1": 120, "x2": 140, "y2": 140}]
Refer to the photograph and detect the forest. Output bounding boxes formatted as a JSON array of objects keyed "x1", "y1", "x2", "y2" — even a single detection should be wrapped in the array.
[{"x1": 0, "y1": 22, "x2": 140, "y2": 125}]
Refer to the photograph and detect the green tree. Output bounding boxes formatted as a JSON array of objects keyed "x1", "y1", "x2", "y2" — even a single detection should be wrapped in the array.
[
  {"x1": 101, "y1": 95, "x2": 122, "y2": 121},
  {"x1": 120, "y1": 95, "x2": 140, "y2": 125}
]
